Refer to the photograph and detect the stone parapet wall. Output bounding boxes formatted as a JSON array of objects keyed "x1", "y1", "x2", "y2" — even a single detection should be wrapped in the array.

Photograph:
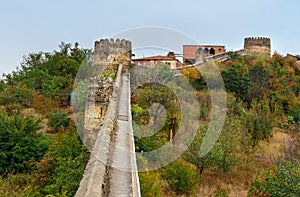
[
  {"x1": 75, "y1": 65, "x2": 123, "y2": 197},
  {"x1": 193, "y1": 49, "x2": 252, "y2": 66},
  {"x1": 83, "y1": 38, "x2": 132, "y2": 149},
  {"x1": 76, "y1": 38, "x2": 138, "y2": 196},
  {"x1": 83, "y1": 76, "x2": 114, "y2": 149}
]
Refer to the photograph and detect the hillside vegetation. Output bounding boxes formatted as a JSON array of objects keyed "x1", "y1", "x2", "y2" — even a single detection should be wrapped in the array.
[
  {"x1": 133, "y1": 53, "x2": 300, "y2": 196},
  {"x1": 0, "y1": 44, "x2": 299, "y2": 196},
  {"x1": 0, "y1": 42, "x2": 90, "y2": 196}
]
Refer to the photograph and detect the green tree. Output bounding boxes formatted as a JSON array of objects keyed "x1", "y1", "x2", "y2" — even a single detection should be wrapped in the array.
[
  {"x1": 72, "y1": 80, "x2": 89, "y2": 112},
  {"x1": 44, "y1": 57, "x2": 80, "y2": 78},
  {"x1": 135, "y1": 84, "x2": 178, "y2": 127},
  {"x1": 161, "y1": 161, "x2": 200, "y2": 195},
  {"x1": 247, "y1": 99, "x2": 273, "y2": 146},
  {"x1": 0, "y1": 80, "x2": 5, "y2": 92},
  {"x1": 239, "y1": 130, "x2": 257, "y2": 186},
  {"x1": 131, "y1": 65, "x2": 181, "y2": 159},
  {"x1": 249, "y1": 162, "x2": 300, "y2": 197},
  {"x1": 34, "y1": 125, "x2": 89, "y2": 196},
  {"x1": 182, "y1": 126, "x2": 208, "y2": 176},
  {"x1": 221, "y1": 64, "x2": 250, "y2": 101},
  {"x1": 22, "y1": 69, "x2": 51, "y2": 90},
  {"x1": 2, "y1": 42, "x2": 90, "y2": 107},
  {"x1": 0, "y1": 85, "x2": 34, "y2": 107},
  {"x1": 247, "y1": 64, "x2": 269, "y2": 105},
  {"x1": 48, "y1": 110, "x2": 71, "y2": 133},
  {"x1": 204, "y1": 115, "x2": 240, "y2": 173},
  {"x1": 70, "y1": 42, "x2": 92, "y2": 64},
  {"x1": 289, "y1": 107, "x2": 300, "y2": 123},
  {"x1": 0, "y1": 110, "x2": 48, "y2": 174}
]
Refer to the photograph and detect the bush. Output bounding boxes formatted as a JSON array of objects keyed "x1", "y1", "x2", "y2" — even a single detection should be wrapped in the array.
[
  {"x1": 32, "y1": 92, "x2": 60, "y2": 115},
  {"x1": 42, "y1": 154, "x2": 88, "y2": 196},
  {"x1": 161, "y1": 161, "x2": 200, "y2": 194},
  {"x1": 214, "y1": 184, "x2": 229, "y2": 197},
  {"x1": 34, "y1": 125, "x2": 89, "y2": 196},
  {"x1": 249, "y1": 162, "x2": 300, "y2": 197},
  {"x1": 289, "y1": 107, "x2": 300, "y2": 123},
  {"x1": 131, "y1": 104, "x2": 148, "y2": 125},
  {"x1": 0, "y1": 85, "x2": 34, "y2": 107},
  {"x1": 0, "y1": 173, "x2": 36, "y2": 197},
  {"x1": 0, "y1": 110, "x2": 48, "y2": 174},
  {"x1": 48, "y1": 111, "x2": 70, "y2": 132},
  {"x1": 100, "y1": 70, "x2": 117, "y2": 80},
  {"x1": 139, "y1": 172, "x2": 162, "y2": 197}
]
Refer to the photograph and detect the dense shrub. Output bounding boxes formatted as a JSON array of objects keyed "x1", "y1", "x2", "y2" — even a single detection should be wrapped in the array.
[
  {"x1": 0, "y1": 85, "x2": 34, "y2": 107},
  {"x1": 289, "y1": 107, "x2": 300, "y2": 123},
  {"x1": 249, "y1": 162, "x2": 300, "y2": 197},
  {"x1": 33, "y1": 125, "x2": 89, "y2": 196},
  {"x1": 161, "y1": 161, "x2": 200, "y2": 194},
  {"x1": 32, "y1": 92, "x2": 60, "y2": 115},
  {"x1": 0, "y1": 110, "x2": 48, "y2": 174},
  {"x1": 139, "y1": 172, "x2": 162, "y2": 197},
  {"x1": 48, "y1": 110, "x2": 70, "y2": 132}
]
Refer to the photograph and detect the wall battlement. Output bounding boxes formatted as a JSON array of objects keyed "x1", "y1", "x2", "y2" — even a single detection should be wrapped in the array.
[
  {"x1": 244, "y1": 37, "x2": 271, "y2": 56},
  {"x1": 95, "y1": 38, "x2": 131, "y2": 49},
  {"x1": 94, "y1": 38, "x2": 132, "y2": 70}
]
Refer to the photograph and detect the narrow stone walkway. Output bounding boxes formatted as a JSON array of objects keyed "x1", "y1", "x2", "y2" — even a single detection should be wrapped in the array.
[{"x1": 110, "y1": 74, "x2": 134, "y2": 197}]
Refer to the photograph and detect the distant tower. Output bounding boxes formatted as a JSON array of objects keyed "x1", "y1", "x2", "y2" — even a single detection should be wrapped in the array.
[
  {"x1": 93, "y1": 38, "x2": 132, "y2": 73},
  {"x1": 244, "y1": 37, "x2": 271, "y2": 56}
]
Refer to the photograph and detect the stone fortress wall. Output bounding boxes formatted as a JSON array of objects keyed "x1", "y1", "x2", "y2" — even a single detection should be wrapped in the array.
[
  {"x1": 76, "y1": 39, "x2": 133, "y2": 197},
  {"x1": 83, "y1": 39, "x2": 132, "y2": 148}
]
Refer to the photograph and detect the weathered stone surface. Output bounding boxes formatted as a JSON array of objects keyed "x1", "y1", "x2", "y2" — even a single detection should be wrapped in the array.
[
  {"x1": 110, "y1": 74, "x2": 136, "y2": 197},
  {"x1": 244, "y1": 37, "x2": 271, "y2": 57},
  {"x1": 94, "y1": 39, "x2": 132, "y2": 74},
  {"x1": 76, "y1": 38, "x2": 140, "y2": 197},
  {"x1": 75, "y1": 65, "x2": 122, "y2": 197},
  {"x1": 83, "y1": 76, "x2": 114, "y2": 149}
]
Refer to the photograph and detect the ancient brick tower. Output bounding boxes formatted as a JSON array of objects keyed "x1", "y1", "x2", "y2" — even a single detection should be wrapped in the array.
[{"x1": 244, "y1": 37, "x2": 271, "y2": 56}]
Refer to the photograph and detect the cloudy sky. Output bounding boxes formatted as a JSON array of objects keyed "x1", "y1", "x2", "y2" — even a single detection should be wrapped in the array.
[{"x1": 0, "y1": 0, "x2": 299, "y2": 75}]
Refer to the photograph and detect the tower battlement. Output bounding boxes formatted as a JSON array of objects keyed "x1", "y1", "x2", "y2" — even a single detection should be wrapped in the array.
[
  {"x1": 244, "y1": 37, "x2": 271, "y2": 56},
  {"x1": 93, "y1": 38, "x2": 132, "y2": 73},
  {"x1": 94, "y1": 38, "x2": 132, "y2": 51}
]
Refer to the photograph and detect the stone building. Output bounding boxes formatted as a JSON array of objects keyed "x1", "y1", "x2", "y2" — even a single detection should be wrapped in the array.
[
  {"x1": 132, "y1": 55, "x2": 183, "y2": 69},
  {"x1": 183, "y1": 45, "x2": 225, "y2": 65},
  {"x1": 287, "y1": 53, "x2": 300, "y2": 63},
  {"x1": 244, "y1": 37, "x2": 271, "y2": 57}
]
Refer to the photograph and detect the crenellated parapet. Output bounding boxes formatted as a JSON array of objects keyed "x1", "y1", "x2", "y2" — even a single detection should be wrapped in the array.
[
  {"x1": 93, "y1": 39, "x2": 132, "y2": 73},
  {"x1": 244, "y1": 37, "x2": 271, "y2": 56}
]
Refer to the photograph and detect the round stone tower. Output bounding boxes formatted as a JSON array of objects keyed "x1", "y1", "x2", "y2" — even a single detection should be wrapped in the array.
[
  {"x1": 244, "y1": 37, "x2": 271, "y2": 56},
  {"x1": 93, "y1": 38, "x2": 132, "y2": 73}
]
